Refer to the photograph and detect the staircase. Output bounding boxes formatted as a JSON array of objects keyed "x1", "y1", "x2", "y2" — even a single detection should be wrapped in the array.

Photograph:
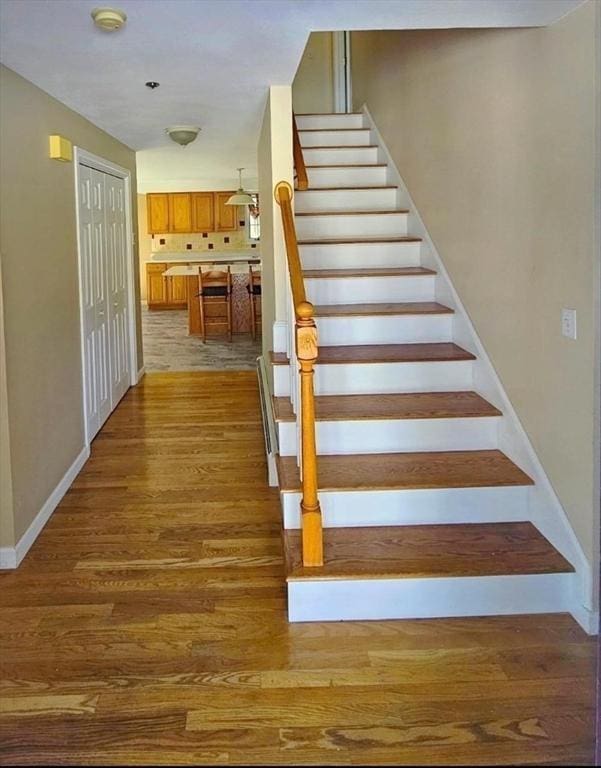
[{"x1": 269, "y1": 111, "x2": 577, "y2": 623}]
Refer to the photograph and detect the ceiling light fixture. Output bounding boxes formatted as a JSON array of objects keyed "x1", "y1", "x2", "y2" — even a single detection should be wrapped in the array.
[
  {"x1": 165, "y1": 125, "x2": 201, "y2": 147},
  {"x1": 91, "y1": 7, "x2": 127, "y2": 31},
  {"x1": 226, "y1": 168, "x2": 254, "y2": 206},
  {"x1": 145, "y1": 81, "x2": 160, "y2": 89}
]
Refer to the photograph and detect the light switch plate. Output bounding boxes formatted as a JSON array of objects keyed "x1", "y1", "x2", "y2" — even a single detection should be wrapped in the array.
[{"x1": 561, "y1": 308, "x2": 577, "y2": 340}]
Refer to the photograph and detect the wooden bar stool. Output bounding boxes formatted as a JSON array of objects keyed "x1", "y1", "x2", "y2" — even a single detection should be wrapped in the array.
[
  {"x1": 247, "y1": 265, "x2": 262, "y2": 340},
  {"x1": 197, "y1": 267, "x2": 232, "y2": 343}
]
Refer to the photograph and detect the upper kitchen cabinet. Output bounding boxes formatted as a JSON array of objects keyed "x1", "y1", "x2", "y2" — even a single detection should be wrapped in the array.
[
  {"x1": 214, "y1": 191, "x2": 238, "y2": 232},
  {"x1": 168, "y1": 193, "x2": 193, "y2": 233},
  {"x1": 147, "y1": 193, "x2": 170, "y2": 234},
  {"x1": 191, "y1": 192, "x2": 214, "y2": 232}
]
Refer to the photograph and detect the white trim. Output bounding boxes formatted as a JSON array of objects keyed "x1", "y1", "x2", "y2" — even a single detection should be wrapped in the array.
[
  {"x1": 272, "y1": 321, "x2": 288, "y2": 354},
  {"x1": 257, "y1": 356, "x2": 279, "y2": 487},
  {"x1": 0, "y1": 445, "x2": 90, "y2": 569},
  {"x1": 0, "y1": 548, "x2": 17, "y2": 569},
  {"x1": 73, "y1": 147, "x2": 139, "y2": 447},
  {"x1": 362, "y1": 103, "x2": 593, "y2": 616},
  {"x1": 332, "y1": 31, "x2": 352, "y2": 113},
  {"x1": 136, "y1": 365, "x2": 146, "y2": 384},
  {"x1": 288, "y1": 572, "x2": 575, "y2": 623}
]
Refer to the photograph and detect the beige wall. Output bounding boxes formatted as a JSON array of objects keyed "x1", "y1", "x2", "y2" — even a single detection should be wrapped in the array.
[
  {"x1": 257, "y1": 86, "x2": 293, "y2": 376},
  {"x1": 0, "y1": 256, "x2": 15, "y2": 548},
  {"x1": 292, "y1": 32, "x2": 334, "y2": 114},
  {"x1": 352, "y1": 1, "x2": 600, "y2": 572},
  {"x1": 0, "y1": 64, "x2": 141, "y2": 546}
]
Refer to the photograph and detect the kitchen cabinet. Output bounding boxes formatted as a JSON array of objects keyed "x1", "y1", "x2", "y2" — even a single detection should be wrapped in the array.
[
  {"x1": 146, "y1": 191, "x2": 241, "y2": 234},
  {"x1": 168, "y1": 193, "x2": 192, "y2": 233},
  {"x1": 191, "y1": 192, "x2": 214, "y2": 232},
  {"x1": 146, "y1": 263, "x2": 188, "y2": 310},
  {"x1": 214, "y1": 191, "x2": 238, "y2": 232},
  {"x1": 147, "y1": 193, "x2": 170, "y2": 234}
]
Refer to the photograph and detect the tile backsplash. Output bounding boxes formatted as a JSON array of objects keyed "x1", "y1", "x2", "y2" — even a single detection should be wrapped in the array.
[{"x1": 151, "y1": 229, "x2": 249, "y2": 253}]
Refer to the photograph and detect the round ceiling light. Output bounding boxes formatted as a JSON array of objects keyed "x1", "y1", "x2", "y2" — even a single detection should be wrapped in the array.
[
  {"x1": 166, "y1": 125, "x2": 201, "y2": 147},
  {"x1": 91, "y1": 7, "x2": 127, "y2": 31}
]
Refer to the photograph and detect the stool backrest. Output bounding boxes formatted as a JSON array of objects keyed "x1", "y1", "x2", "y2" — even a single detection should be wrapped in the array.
[{"x1": 198, "y1": 267, "x2": 231, "y2": 295}]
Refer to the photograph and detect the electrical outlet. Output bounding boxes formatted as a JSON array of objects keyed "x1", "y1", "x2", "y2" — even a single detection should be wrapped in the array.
[{"x1": 561, "y1": 308, "x2": 577, "y2": 340}]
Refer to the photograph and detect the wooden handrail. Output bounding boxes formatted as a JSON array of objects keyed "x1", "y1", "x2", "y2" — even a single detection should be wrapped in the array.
[
  {"x1": 292, "y1": 114, "x2": 308, "y2": 191},
  {"x1": 275, "y1": 180, "x2": 323, "y2": 567}
]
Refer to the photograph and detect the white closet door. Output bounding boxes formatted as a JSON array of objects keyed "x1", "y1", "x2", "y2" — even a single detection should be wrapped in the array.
[
  {"x1": 78, "y1": 166, "x2": 111, "y2": 440},
  {"x1": 105, "y1": 174, "x2": 130, "y2": 407},
  {"x1": 90, "y1": 169, "x2": 112, "y2": 433}
]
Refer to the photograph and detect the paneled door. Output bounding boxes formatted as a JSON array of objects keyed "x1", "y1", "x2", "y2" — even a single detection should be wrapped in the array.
[
  {"x1": 77, "y1": 163, "x2": 131, "y2": 442},
  {"x1": 78, "y1": 165, "x2": 111, "y2": 439},
  {"x1": 105, "y1": 174, "x2": 131, "y2": 408}
]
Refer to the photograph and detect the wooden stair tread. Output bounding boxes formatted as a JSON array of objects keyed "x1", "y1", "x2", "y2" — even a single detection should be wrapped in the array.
[
  {"x1": 273, "y1": 391, "x2": 501, "y2": 423},
  {"x1": 306, "y1": 163, "x2": 388, "y2": 168},
  {"x1": 284, "y1": 522, "x2": 574, "y2": 581},
  {"x1": 314, "y1": 301, "x2": 453, "y2": 317},
  {"x1": 270, "y1": 343, "x2": 476, "y2": 365},
  {"x1": 304, "y1": 267, "x2": 435, "y2": 279},
  {"x1": 295, "y1": 112, "x2": 364, "y2": 116},
  {"x1": 296, "y1": 209, "x2": 409, "y2": 216},
  {"x1": 299, "y1": 127, "x2": 371, "y2": 132},
  {"x1": 277, "y1": 449, "x2": 534, "y2": 492},
  {"x1": 298, "y1": 235, "x2": 419, "y2": 244},
  {"x1": 299, "y1": 186, "x2": 399, "y2": 192},
  {"x1": 304, "y1": 144, "x2": 379, "y2": 149}
]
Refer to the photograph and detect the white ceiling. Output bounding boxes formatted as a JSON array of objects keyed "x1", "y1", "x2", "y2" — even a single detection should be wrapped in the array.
[{"x1": 0, "y1": 0, "x2": 584, "y2": 191}]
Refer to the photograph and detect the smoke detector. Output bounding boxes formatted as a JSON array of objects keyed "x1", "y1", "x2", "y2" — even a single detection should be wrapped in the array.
[
  {"x1": 166, "y1": 125, "x2": 201, "y2": 147},
  {"x1": 91, "y1": 7, "x2": 127, "y2": 31}
]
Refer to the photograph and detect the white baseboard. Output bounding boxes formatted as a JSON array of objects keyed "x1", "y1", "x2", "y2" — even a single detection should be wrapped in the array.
[
  {"x1": 0, "y1": 547, "x2": 17, "y2": 569},
  {"x1": 136, "y1": 365, "x2": 146, "y2": 384},
  {"x1": 0, "y1": 445, "x2": 90, "y2": 569},
  {"x1": 570, "y1": 602, "x2": 600, "y2": 635}
]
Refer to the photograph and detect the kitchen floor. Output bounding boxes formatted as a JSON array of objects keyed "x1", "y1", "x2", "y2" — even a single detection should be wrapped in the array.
[{"x1": 141, "y1": 305, "x2": 262, "y2": 371}]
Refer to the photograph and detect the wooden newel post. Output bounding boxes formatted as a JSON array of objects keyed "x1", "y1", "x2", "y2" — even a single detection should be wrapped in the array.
[{"x1": 296, "y1": 301, "x2": 323, "y2": 567}]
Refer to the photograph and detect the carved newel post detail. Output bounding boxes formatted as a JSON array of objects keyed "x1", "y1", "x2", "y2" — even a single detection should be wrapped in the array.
[{"x1": 295, "y1": 301, "x2": 323, "y2": 567}]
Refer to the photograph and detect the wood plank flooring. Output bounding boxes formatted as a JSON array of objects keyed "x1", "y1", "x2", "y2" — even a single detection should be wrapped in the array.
[{"x1": 0, "y1": 372, "x2": 596, "y2": 765}]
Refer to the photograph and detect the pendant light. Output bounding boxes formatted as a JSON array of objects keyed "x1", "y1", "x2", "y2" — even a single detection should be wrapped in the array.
[{"x1": 226, "y1": 168, "x2": 254, "y2": 206}]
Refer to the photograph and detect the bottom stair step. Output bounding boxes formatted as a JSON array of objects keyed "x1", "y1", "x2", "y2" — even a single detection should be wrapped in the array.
[
  {"x1": 284, "y1": 523, "x2": 576, "y2": 623},
  {"x1": 284, "y1": 522, "x2": 573, "y2": 581}
]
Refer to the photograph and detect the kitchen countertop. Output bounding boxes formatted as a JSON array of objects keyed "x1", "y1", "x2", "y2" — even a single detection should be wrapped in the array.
[
  {"x1": 151, "y1": 250, "x2": 259, "y2": 263},
  {"x1": 163, "y1": 262, "x2": 260, "y2": 277}
]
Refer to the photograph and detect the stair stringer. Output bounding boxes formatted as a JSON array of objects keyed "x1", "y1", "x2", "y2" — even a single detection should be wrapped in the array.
[{"x1": 361, "y1": 104, "x2": 595, "y2": 633}]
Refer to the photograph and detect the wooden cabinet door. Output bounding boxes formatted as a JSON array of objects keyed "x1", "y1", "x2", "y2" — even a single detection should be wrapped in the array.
[
  {"x1": 191, "y1": 192, "x2": 214, "y2": 232},
  {"x1": 166, "y1": 263, "x2": 189, "y2": 306},
  {"x1": 168, "y1": 193, "x2": 192, "y2": 233},
  {"x1": 147, "y1": 194, "x2": 169, "y2": 234},
  {"x1": 214, "y1": 191, "x2": 238, "y2": 231},
  {"x1": 147, "y1": 263, "x2": 167, "y2": 307}
]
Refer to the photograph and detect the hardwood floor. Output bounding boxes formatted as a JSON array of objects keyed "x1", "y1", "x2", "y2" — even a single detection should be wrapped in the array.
[{"x1": 0, "y1": 372, "x2": 596, "y2": 765}]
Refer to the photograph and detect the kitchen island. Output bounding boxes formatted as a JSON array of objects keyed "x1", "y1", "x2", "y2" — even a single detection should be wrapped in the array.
[{"x1": 146, "y1": 252, "x2": 260, "y2": 335}]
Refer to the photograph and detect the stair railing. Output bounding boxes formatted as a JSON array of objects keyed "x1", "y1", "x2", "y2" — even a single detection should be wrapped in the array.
[
  {"x1": 275, "y1": 158, "x2": 323, "y2": 565},
  {"x1": 292, "y1": 114, "x2": 309, "y2": 191}
]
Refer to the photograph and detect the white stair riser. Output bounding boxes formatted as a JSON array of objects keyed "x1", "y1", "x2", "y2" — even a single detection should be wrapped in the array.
[
  {"x1": 307, "y1": 166, "x2": 388, "y2": 188},
  {"x1": 316, "y1": 314, "x2": 453, "y2": 346},
  {"x1": 302, "y1": 147, "x2": 379, "y2": 166},
  {"x1": 281, "y1": 485, "x2": 528, "y2": 529},
  {"x1": 287, "y1": 573, "x2": 575, "y2": 622},
  {"x1": 300, "y1": 242, "x2": 421, "y2": 270},
  {"x1": 313, "y1": 360, "x2": 474, "y2": 395},
  {"x1": 299, "y1": 129, "x2": 372, "y2": 147},
  {"x1": 295, "y1": 187, "x2": 397, "y2": 212},
  {"x1": 277, "y1": 416, "x2": 499, "y2": 456},
  {"x1": 296, "y1": 114, "x2": 365, "y2": 130},
  {"x1": 273, "y1": 364, "x2": 290, "y2": 397},
  {"x1": 296, "y1": 213, "x2": 408, "y2": 239},
  {"x1": 306, "y1": 275, "x2": 435, "y2": 305}
]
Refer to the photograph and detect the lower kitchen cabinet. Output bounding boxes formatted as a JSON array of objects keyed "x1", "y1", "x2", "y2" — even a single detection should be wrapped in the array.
[{"x1": 146, "y1": 263, "x2": 188, "y2": 310}]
